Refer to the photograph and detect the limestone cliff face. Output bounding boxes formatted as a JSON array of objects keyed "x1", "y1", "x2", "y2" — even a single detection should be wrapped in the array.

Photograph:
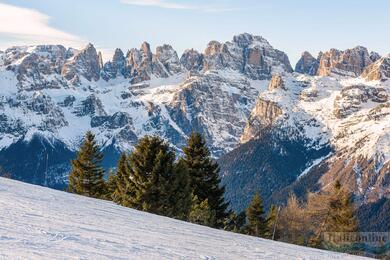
[
  {"x1": 268, "y1": 74, "x2": 286, "y2": 91},
  {"x1": 240, "y1": 99, "x2": 282, "y2": 143},
  {"x1": 361, "y1": 57, "x2": 390, "y2": 81},
  {"x1": 317, "y1": 46, "x2": 373, "y2": 77},
  {"x1": 202, "y1": 33, "x2": 292, "y2": 80}
]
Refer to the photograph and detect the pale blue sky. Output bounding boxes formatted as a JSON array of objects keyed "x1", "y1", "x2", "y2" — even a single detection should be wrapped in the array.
[{"x1": 0, "y1": 0, "x2": 389, "y2": 65}]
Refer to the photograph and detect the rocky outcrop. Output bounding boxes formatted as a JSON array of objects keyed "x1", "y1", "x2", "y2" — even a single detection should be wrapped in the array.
[
  {"x1": 126, "y1": 42, "x2": 183, "y2": 84},
  {"x1": 295, "y1": 51, "x2": 319, "y2": 75},
  {"x1": 168, "y1": 71, "x2": 259, "y2": 157},
  {"x1": 180, "y1": 49, "x2": 203, "y2": 71},
  {"x1": 102, "y1": 48, "x2": 129, "y2": 80},
  {"x1": 317, "y1": 46, "x2": 373, "y2": 77},
  {"x1": 155, "y1": 44, "x2": 182, "y2": 75},
  {"x1": 369, "y1": 51, "x2": 381, "y2": 62},
  {"x1": 202, "y1": 33, "x2": 292, "y2": 80},
  {"x1": 333, "y1": 85, "x2": 388, "y2": 118},
  {"x1": 268, "y1": 74, "x2": 286, "y2": 91},
  {"x1": 240, "y1": 99, "x2": 283, "y2": 143},
  {"x1": 126, "y1": 42, "x2": 154, "y2": 83},
  {"x1": 361, "y1": 57, "x2": 390, "y2": 81},
  {"x1": 6, "y1": 45, "x2": 67, "y2": 90},
  {"x1": 61, "y1": 43, "x2": 101, "y2": 84},
  {"x1": 75, "y1": 94, "x2": 107, "y2": 117}
]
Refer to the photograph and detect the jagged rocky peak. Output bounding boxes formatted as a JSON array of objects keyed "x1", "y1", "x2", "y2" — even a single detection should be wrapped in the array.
[
  {"x1": 295, "y1": 51, "x2": 319, "y2": 75},
  {"x1": 268, "y1": 74, "x2": 286, "y2": 91},
  {"x1": 102, "y1": 48, "x2": 129, "y2": 80},
  {"x1": 202, "y1": 33, "x2": 292, "y2": 80},
  {"x1": 61, "y1": 43, "x2": 101, "y2": 84},
  {"x1": 232, "y1": 33, "x2": 271, "y2": 48},
  {"x1": 317, "y1": 46, "x2": 374, "y2": 77},
  {"x1": 180, "y1": 49, "x2": 203, "y2": 71},
  {"x1": 361, "y1": 57, "x2": 390, "y2": 81},
  {"x1": 6, "y1": 45, "x2": 68, "y2": 90},
  {"x1": 155, "y1": 44, "x2": 182, "y2": 74},
  {"x1": 126, "y1": 42, "x2": 154, "y2": 83}
]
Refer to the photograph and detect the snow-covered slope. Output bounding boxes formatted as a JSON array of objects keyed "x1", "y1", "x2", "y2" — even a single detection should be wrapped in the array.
[{"x1": 0, "y1": 177, "x2": 362, "y2": 259}]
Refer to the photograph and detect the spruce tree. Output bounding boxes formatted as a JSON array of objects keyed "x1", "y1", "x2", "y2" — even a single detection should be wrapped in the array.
[
  {"x1": 112, "y1": 153, "x2": 131, "y2": 205},
  {"x1": 246, "y1": 192, "x2": 268, "y2": 237},
  {"x1": 324, "y1": 180, "x2": 359, "y2": 233},
  {"x1": 224, "y1": 211, "x2": 247, "y2": 233},
  {"x1": 104, "y1": 170, "x2": 117, "y2": 200},
  {"x1": 169, "y1": 160, "x2": 192, "y2": 220},
  {"x1": 182, "y1": 132, "x2": 228, "y2": 227},
  {"x1": 127, "y1": 136, "x2": 176, "y2": 216},
  {"x1": 68, "y1": 131, "x2": 106, "y2": 198}
]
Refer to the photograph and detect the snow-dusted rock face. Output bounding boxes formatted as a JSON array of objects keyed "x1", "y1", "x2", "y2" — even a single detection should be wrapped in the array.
[
  {"x1": 317, "y1": 46, "x2": 374, "y2": 77},
  {"x1": 101, "y1": 48, "x2": 129, "y2": 80},
  {"x1": 361, "y1": 57, "x2": 390, "y2": 81},
  {"x1": 180, "y1": 49, "x2": 203, "y2": 71},
  {"x1": 234, "y1": 72, "x2": 390, "y2": 207},
  {"x1": 61, "y1": 43, "x2": 101, "y2": 84},
  {"x1": 295, "y1": 51, "x2": 319, "y2": 76},
  {"x1": 203, "y1": 33, "x2": 293, "y2": 80}
]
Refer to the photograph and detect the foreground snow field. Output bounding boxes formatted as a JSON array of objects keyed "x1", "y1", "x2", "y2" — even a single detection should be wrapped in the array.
[{"x1": 0, "y1": 178, "x2": 364, "y2": 259}]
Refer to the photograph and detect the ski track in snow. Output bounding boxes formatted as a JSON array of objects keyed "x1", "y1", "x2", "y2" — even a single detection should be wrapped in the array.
[{"x1": 0, "y1": 177, "x2": 366, "y2": 260}]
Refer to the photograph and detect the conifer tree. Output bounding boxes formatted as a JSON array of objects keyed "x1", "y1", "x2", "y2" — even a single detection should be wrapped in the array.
[
  {"x1": 246, "y1": 192, "x2": 268, "y2": 237},
  {"x1": 68, "y1": 131, "x2": 106, "y2": 198},
  {"x1": 182, "y1": 132, "x2": 228, "y2": 227},
  {"x1": 104, "y1": 169, "x2": 117, "y2": 200},
  {"x1": 224, "y1": 211, "x2": 247, "y2": 233},
  {"x1": 189, "y1": 195, "x2": 216, "y2": 226},
  {"x1": 111, "y1": 153, "x2": 131, "y2": 205},
  {"x1": 169, "y1": 160, "x2": 192, "y2": 220},
  {"x1": 324, "y1": 180, "x2": 359, "y2": 233},
  {"x1": 127, "y1": 136, "x2": 176, "y2": 216}
]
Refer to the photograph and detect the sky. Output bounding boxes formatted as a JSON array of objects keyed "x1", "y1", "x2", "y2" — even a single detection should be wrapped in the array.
[{"x1": 0, "y1": 0, "x2": 389, "y2": 65}]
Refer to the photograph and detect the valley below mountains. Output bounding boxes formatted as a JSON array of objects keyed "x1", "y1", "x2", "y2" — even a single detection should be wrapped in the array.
[{"x1": 0, "y1": 33, "x2": 389, "y2": 229}]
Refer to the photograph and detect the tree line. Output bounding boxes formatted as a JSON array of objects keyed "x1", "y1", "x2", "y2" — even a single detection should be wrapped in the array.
[
  {"x1": 68, "y1": 131, "x2": 359, "y2": 251},
  {"x1": 69, "y1": 131, "x2": 229, "y2": 228}
]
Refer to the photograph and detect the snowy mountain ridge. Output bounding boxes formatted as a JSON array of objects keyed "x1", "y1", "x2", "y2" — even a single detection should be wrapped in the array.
[{"x1": 0, "y1": 33, "x2": 389, "y2": 205}]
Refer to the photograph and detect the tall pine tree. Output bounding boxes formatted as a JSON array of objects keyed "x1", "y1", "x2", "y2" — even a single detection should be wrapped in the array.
[
  {"x1": 182, "y1": 132, "x2": 229, "y2": 227},
  {"x1": 169, "y1": 159, "x2": 192, "y2": 220},
  {"x1": 127, "y1": 136, "x2": 176, "y2": 216},
  {"x1": 111, "y1": 153, "x2": 132, "y2": 205},
  {"x1": 246, "y1": 192, "x2": 268, "y2": 237},
  {"x1": 68, "y1": 131, "x2": 106, "y2": 198}
]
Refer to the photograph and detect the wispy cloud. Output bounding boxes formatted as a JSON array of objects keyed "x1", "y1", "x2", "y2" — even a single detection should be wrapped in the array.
[
  {"x1": 0, "y1": 3, "x2": 85, "y2": 49},
  {"x1": 120, "y1": 0, "x2": 236, "y2": 12}
]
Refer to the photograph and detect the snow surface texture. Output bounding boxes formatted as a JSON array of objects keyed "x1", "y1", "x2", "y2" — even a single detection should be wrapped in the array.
[{"x1": 0, "y1": 177, "x2": 364, "y2": 259}]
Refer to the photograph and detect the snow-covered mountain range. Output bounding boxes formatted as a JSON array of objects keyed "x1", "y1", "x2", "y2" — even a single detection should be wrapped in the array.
[{"x1": 0, "y1": 33, "x2": 389, "y2": 212}]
